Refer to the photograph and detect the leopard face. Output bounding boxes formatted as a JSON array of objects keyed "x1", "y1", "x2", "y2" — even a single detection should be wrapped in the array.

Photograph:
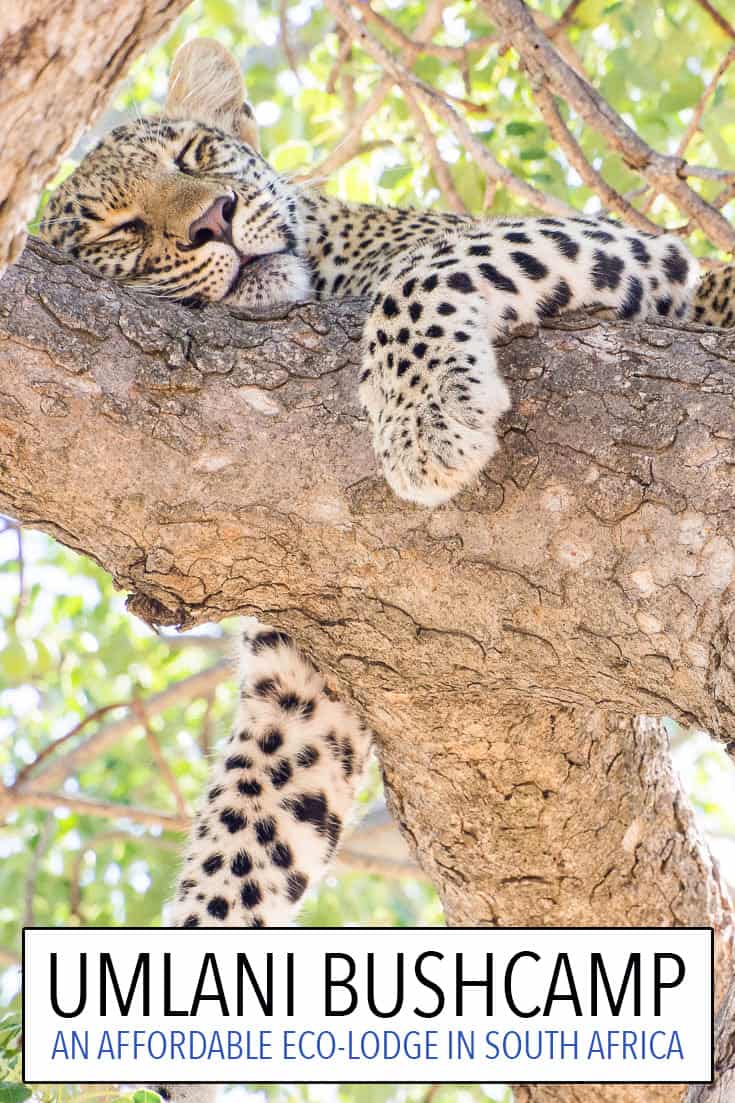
[{"x1": 37, "y1": 39, "x2": 311, "y2": 310}]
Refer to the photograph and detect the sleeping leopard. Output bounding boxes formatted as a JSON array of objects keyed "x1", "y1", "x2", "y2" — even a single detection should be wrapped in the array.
[
  {"x1": 40, "y1": 39, "x2": 734, "y2": 508},
  {"x1": 36, "y1": 36, "x2": 735, "y2": 1103}
]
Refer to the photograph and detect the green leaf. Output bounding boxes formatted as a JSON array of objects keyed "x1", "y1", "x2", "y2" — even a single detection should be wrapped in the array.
[
  {"x1": 1, "y1": 640, "x2": 27, "y2": 681},
  {"x1": 660, "y1": 74, "x2": 704, "y2": 114},
  {"x1": 520, "y1": 147, "x2": 547, "y2": 161},
  {"x1": 133, "y1": 1092, "x2": 163, "y2": 1103},
  {"x1": 269, "y1": 140, "x2": 313, "y2": 173},
  {"x1": 506, "y1": 120, "x2": 535, "y2": 136},
  {"x1": 379, "y1": 165, "x2": 413, "y2": 189},
  {"x1": 0, "y1": 1085, "x2": 32, "y2": 1103},
  {"x1": 414, "y1": 56, "x2": 442, "y2": 83}
]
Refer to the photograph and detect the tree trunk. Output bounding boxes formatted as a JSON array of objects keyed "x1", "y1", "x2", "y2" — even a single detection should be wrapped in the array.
[
  {"x1": 686, "y1": 973, "x2": 735, "y2": 1103},
  {"x1": 398, "y1": 706, "x2": 731, "y2": 1103},
  {"x1": 0, "y1": 0, "x2": 189, "y2": 272},
  {"x1": 2, "y1": 241, "x2": 734, "y2": 1103}
]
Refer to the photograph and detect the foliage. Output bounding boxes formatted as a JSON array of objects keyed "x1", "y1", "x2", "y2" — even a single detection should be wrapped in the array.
[
  {"x1": 30, "y1": 0, "x2": 735, "y2": 254},
  {"x1": 0, "y1": 528, "x2": 448, "y2": 1100},
  {"x1": 109, "y1": 0, "x2": 735, "y2": 256}
]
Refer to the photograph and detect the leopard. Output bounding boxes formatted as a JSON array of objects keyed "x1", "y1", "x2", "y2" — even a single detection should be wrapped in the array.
[
  {"x1": 694, "y1": 265, "x2": 735, "y2": 326},
  {"x1": 140, "y1": 619, "x2": 372, "y2": 1103},
  {"x1": 39, "y1": 38, "x2": 735, "y2": 509},
  {"x1": 36, "y1": 36, "x2": 735, "y2": 1103}
]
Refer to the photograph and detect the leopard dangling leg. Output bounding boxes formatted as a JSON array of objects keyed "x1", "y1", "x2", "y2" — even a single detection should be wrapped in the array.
[{"x1": 147, "y1": 620, "x2": 372, "y2": 1103}]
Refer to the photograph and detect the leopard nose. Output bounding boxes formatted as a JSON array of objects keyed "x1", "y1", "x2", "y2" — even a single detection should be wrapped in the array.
[{"x1": 188, "y1": 195, "x2": 236, "y2": 246}]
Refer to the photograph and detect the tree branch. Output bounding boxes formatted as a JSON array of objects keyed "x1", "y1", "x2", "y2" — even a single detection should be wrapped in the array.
[
  {"x1": 305, "y1": 0, "x2": 451, "y2": 183},
  {"x1": 323, "y1": 0, "x2": 579, "y2": 216},
  {"x1": 18, "y1": 660, "x2": 231, "y2": 791},
  {"x1": 5, "y1": 241, "x2": 735, "y2": 747},
  {"x1": 0, "y1": 0, "x2": 191, "y2": 272},
  {"x1": 0, "y1": 787, "x2": 190, "y2": 832},
  {"x1": 482, "y1": 0, "x2": 735, "y2": 251},
  {"x1": 640, "y1": 45, "x2": 735, "y2": 218},
  {"x1": 402, "y1": 87, "x2": 469, "y2": 215},
  {"x1": 693, "y1": 0, "x2": 735, "y2": 41},
  {"x1": 531, "y1": 84, "x2": 662, "y2": 233}
]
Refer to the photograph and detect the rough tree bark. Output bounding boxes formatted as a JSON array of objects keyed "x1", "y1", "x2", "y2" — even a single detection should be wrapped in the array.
[
  {"x1": 686, "y1": 972, "x2": 735, "y2": 1103},
  {"x1": 0, "y1": 0, "x2": 189, "y2": 272},
  {"x1": 1, "y1": 240, "x2": 734, "y2": 1101}
]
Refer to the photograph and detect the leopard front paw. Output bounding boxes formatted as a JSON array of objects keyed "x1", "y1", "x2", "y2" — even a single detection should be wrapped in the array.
[{"x1": 362, "y1": 367, "x2": 510, "y2": 507}]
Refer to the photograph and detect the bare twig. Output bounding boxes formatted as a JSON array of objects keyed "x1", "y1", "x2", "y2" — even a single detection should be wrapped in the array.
[
  {"x1": 279, "y1": 0, "x2": 300, "y2": 77},
  {"x1": 334, "y1": 848, "x2": 426, "y2": 879},
  {"x1": 532, "y1": 83, "x2": 662, "y2": 233},
  {"x1": 715, "y1": 177, "x2": 735, "y2": 210},
  {"x1": 326, "y1": 28, "x2": 354, "y2": 95},
  {"x1": 403, "y1": 87, "x2": 469, "y2": 215},
  {"x1": 693, "y1": 0, "x2": 735, "y2": 41},
  {"x1": 682, "y1": 164, "x2": 735, "y2": 181},
  {"x1": 307, "y1": 0, "x2": 447, "y2": 182},
  {"x1": 482, "y1": 0, "x2": 735, "y2": 250},
  {"x1": 484, "y1": 178, "x2": 499, "y2": 211},
  {"x1": 678, "y1": 47, "x2": 735, "y2": 160},
  {"x1": 13, "y1": 700, "x2": 130, "y2": 788},
  {"x1": 1, "y1": 787, "x2": 191, "y2": 832},
  {"x1": 303, "y1": 78, "x2": 394, "y2": 180},
  {"x1": 550, "y1": 0, "x2": 585, "y2": 38},
  {"x1": 3, "y1": 780, "x2": 423, "y2": 881},
  {"x1": 640, "y1": 45, "x2": 735, "y2": 215},
  {"x1": 22, "y1": 661, "x2": 231, "y2": 791},
  {"x1": 324, "y1": 0, "x2": 578, "y2": 216},
  {"x1": 358, "y1": 2, "x2": 497, "y2": 62},
  {"x1": 624, "y1": 184, "x2": 650, "y2": 201},
  {"x1": 200, "y1": 691, "x2": 214, "y2": 759},
  {"x1": 134, "y1": 700, "x2": 188, "y2": 817},
  {"x1": 23, "y1": 813, "x2": 54, "y2": 927}
]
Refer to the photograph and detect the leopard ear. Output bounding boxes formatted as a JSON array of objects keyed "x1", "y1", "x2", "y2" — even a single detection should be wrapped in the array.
[{"x1": 165, "y1": 38, "x2": 259, "y2": 150}]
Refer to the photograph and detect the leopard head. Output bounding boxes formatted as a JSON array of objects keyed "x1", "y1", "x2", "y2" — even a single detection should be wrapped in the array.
[{"x1": 38, "y1": 39, "x2": 311, "y2": 309}]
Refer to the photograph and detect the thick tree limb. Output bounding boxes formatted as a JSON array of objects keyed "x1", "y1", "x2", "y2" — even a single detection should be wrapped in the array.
[
  {"x1": 0, "y1": 0, "x2": 190, "y2": 272},
  {"x1": 3, "y1": 241, "x2": 735, "y2": 1101},
  {"x1": 5, "y1": 242, "x2": 735, "y2": 743}
]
